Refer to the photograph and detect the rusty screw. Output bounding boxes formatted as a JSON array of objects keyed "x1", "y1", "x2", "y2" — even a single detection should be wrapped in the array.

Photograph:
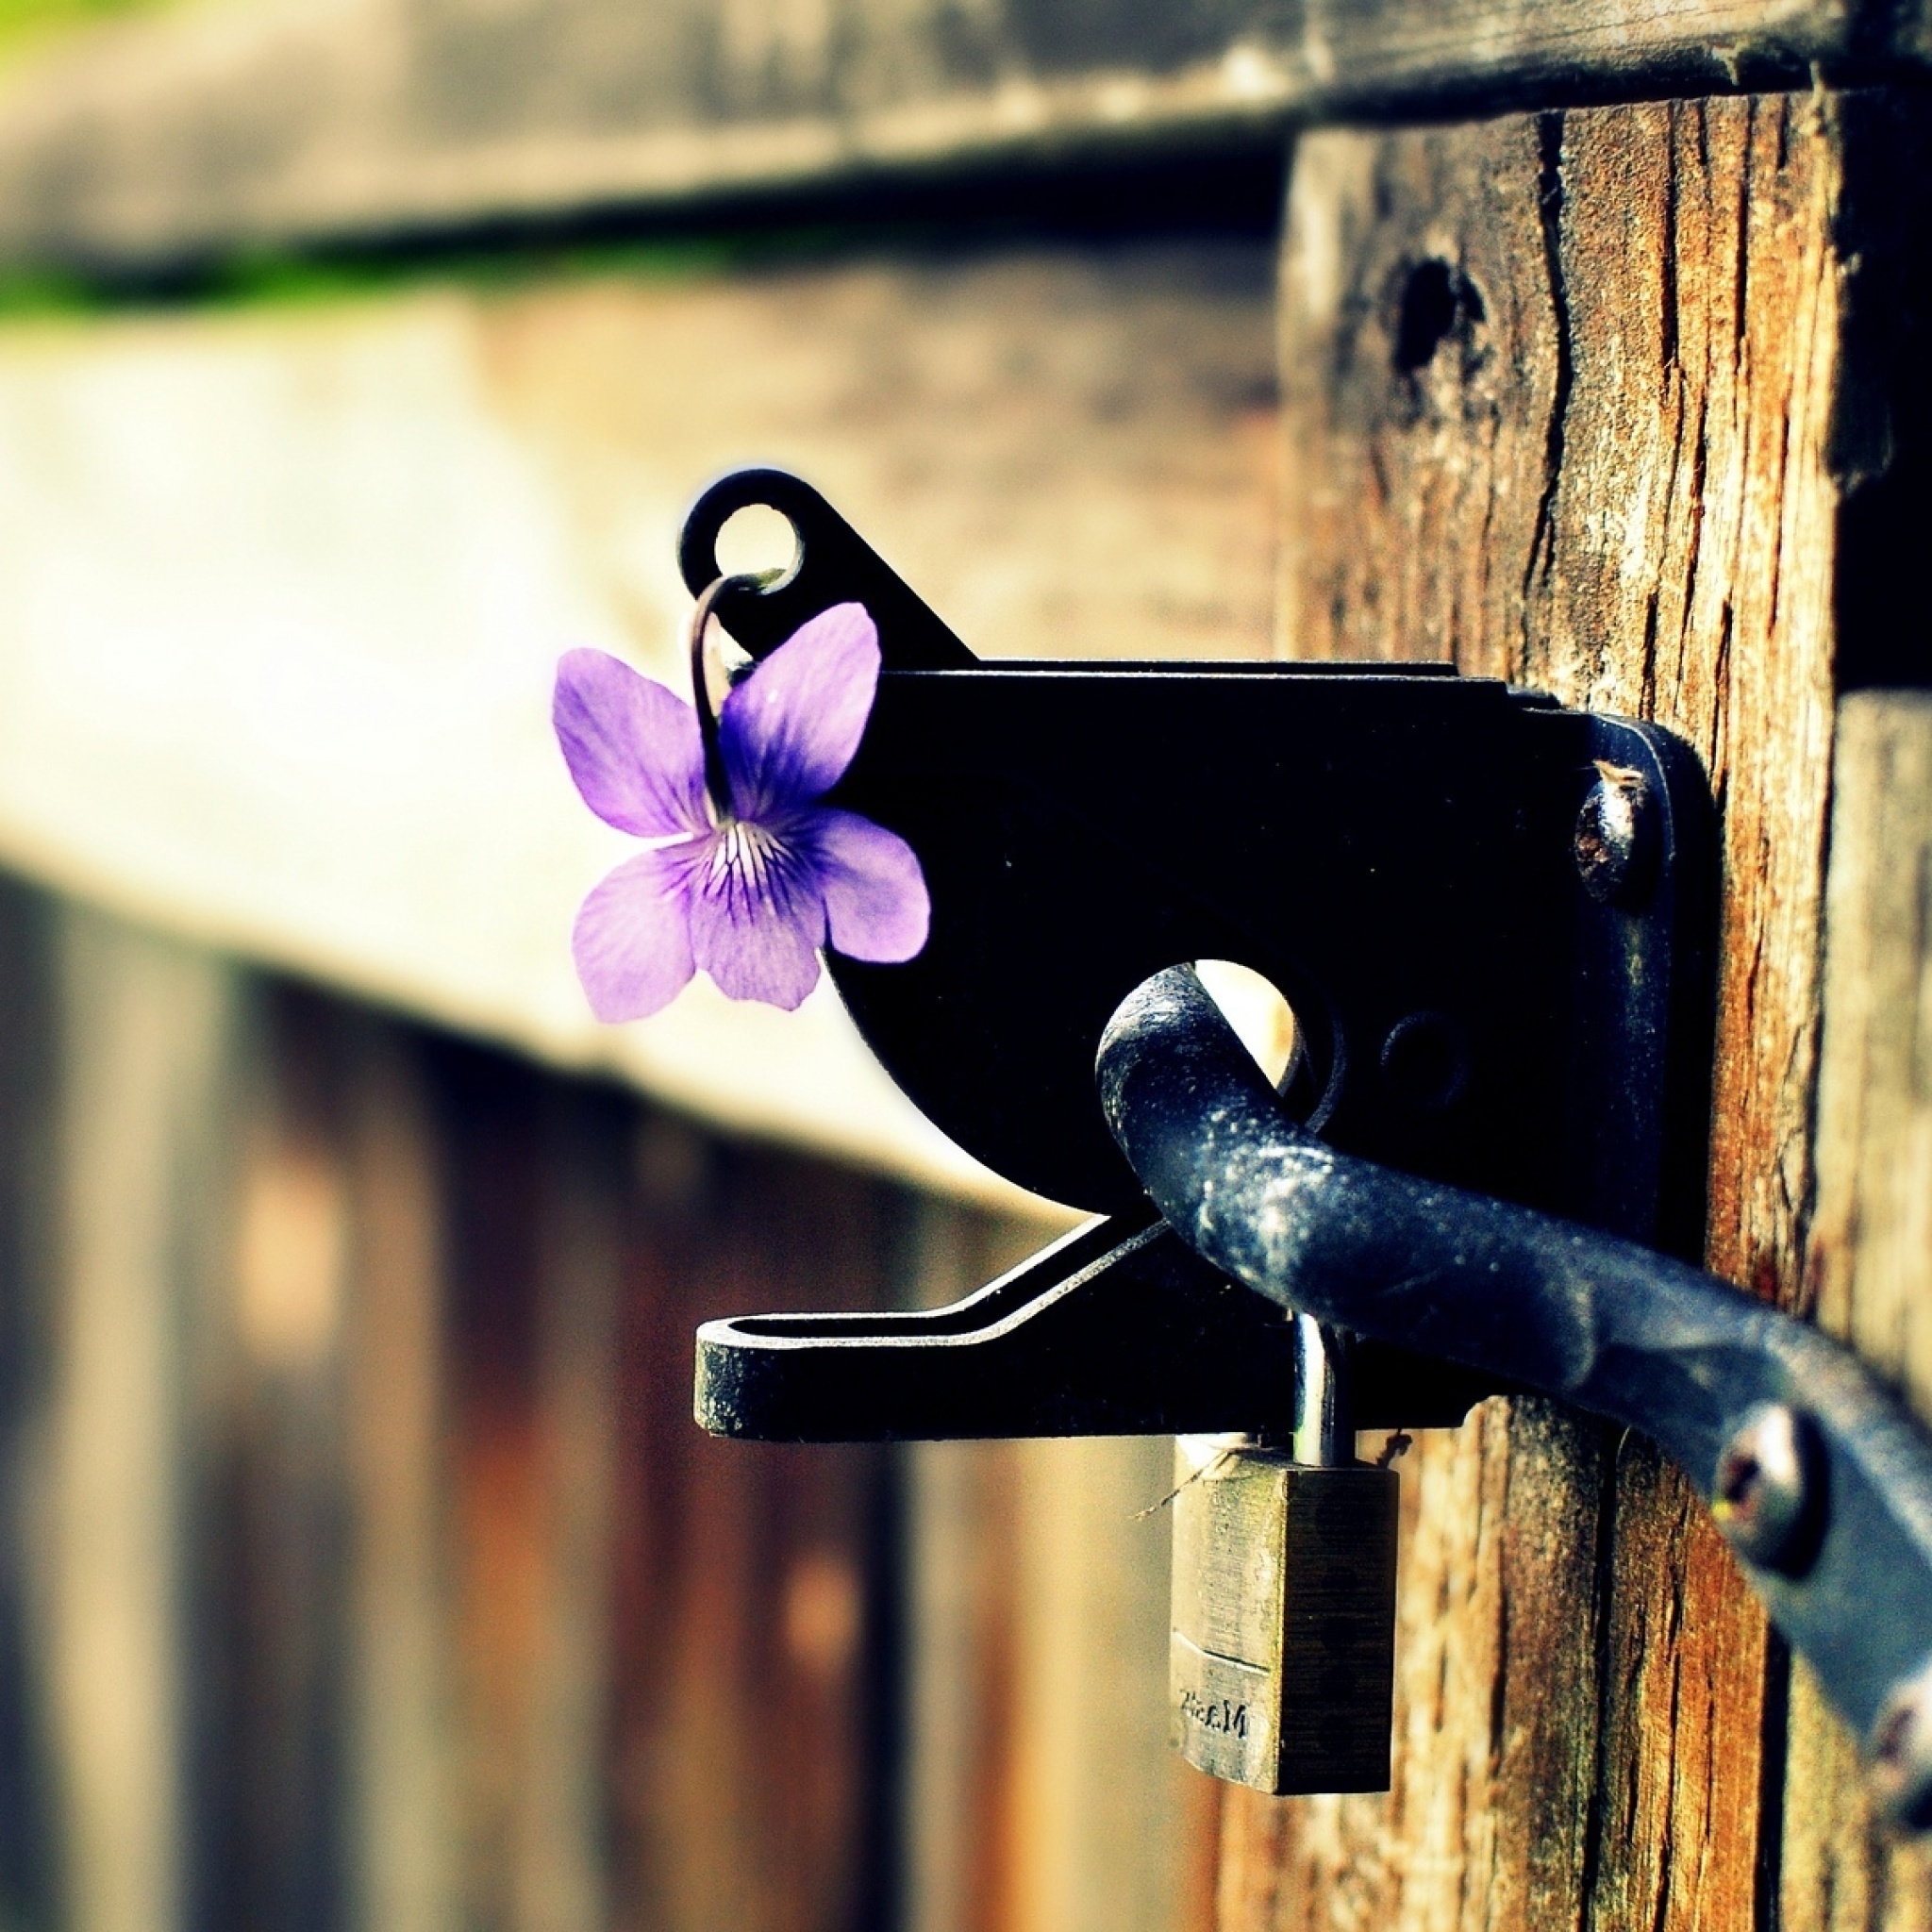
[
  {"x1": 1711, "y1": 1403, "x2": 1824, "y2": 1575},
  {"x1": 1869, "y1": 1660, "x2": 1932, "y2": 1830},
  {"x1": 1574, "y1": 761, "x2": 1658, "y2": 907}
]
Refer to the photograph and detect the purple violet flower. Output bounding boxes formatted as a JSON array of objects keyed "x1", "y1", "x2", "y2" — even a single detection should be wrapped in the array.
[{"x1": 554, "y1": 600, "x2": 929, "y2": 1020}]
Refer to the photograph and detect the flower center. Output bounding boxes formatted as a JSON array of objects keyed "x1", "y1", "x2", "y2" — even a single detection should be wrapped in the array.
[{"x1": 707, "y1": 816, "x2": 796, "y2": 909}]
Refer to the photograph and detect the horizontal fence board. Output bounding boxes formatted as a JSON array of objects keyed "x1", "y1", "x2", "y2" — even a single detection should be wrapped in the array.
[
  {"x1": 0, "y1": 242, "x2": 1274, "y2": 1200},
  {"x1": 0, "y1": 0, "x2": 1913, "y2": 266}
]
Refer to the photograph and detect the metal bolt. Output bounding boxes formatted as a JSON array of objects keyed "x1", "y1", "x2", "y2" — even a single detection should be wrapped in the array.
[
  {"x1": 1291, "y1": 1315, "x2": 1354, "y2": 1467},
  {"x1": 1574, "y1": 761, "x2": 1658, "y2": 907},
  {"x1": 1868, "y1": 1658, "x2": 1932, "y2": 1830},
  {"x1": 1710, "y1": 1403, "x2": 1824, "y2": 1575}
]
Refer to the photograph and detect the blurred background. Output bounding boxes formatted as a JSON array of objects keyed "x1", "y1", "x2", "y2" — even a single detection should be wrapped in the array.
[{"x1": 0, "y1": 2, "x2": 1294, "y2": 1927}]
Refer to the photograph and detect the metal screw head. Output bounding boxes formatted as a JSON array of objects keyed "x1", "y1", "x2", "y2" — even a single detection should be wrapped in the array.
[
  {"x1": 1710, "y1": 1403, "x2": 1824, "y2": 1574},
  {"x1": 1868, "y1": 1658, "x2": 1932, "y2": 1831},
  {"x1": 1574, "y1": 761, "x2": 1658, "y2": 907}
]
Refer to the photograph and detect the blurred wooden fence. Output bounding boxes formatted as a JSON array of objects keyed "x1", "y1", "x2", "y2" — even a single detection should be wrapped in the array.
[
  {"x1": 0, "y1": 875, "x2": 905, "y2": 1932},
  {"x1": 29, "y1": 0, "x2": 1923, "y2": 1924},
  {"x1": 0, "y1": 874, "x2": 1217, "y2": 1932},
  {"x1": 0, "y1": 0, "x2": 1922, "y2": 272}
]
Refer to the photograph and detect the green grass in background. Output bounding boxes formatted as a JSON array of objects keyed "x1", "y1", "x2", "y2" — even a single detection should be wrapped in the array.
[
  {"x1": 0, "y1": 226, "x2": 902, "y2": 320},
  {"x1": 0, "y1": 0, "x2": 175, "y2": 58},
  {"x1": 0, "y1": 265, "x2": 99, "y2": 315},
  {"x1": 206, "y1": 234, "x2": 756, "y2": 307}
]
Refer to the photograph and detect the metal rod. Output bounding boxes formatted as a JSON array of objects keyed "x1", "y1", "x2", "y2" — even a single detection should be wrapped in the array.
[
  {"x1": 1291, "y1": 1316, "x2": 1353, "y2": 1466},
  {"x1": 1096, "y1": 962, "x2": 1932, "y2": 1828}
]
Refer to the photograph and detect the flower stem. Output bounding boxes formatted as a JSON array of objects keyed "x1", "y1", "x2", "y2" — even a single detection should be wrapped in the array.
[{"x1": 687, "y1": 573, "x2": 773, "y2": 819}]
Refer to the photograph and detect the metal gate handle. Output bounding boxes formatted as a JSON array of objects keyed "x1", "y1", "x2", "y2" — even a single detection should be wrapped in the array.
[{"x1": 1099, "y1": 964, "x2": 1932, "y2": 1829}]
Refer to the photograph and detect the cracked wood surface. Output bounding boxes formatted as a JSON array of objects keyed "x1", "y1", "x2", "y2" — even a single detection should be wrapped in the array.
[{"x1": 1230, "y1": 89, "x2": 1925, "y2": 1928}]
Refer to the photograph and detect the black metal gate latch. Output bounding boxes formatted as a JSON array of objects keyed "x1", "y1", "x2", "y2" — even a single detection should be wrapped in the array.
[{"x1": 681, "y1": 467, "x2": 1932, "y2": 1826}]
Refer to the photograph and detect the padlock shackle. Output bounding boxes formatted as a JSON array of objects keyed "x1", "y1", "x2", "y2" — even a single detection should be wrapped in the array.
[{"x1": 1099, "y1": 964, "x2": 1932, "y2": 1829}]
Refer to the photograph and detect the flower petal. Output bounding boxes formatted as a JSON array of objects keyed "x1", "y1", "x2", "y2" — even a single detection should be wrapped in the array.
[
  {"x1": 810, "y1": 808, "x2": 930, "y2": 962},
  {"x1": 571, "y1": 848, "x2": 697, "y2": 1021},
  {"x1": 719, "y1": 602, "x2": 879, "y2": 818},
  {"x1": 686, "y1": 824, "x2": 828, "y2": 1009},
  {"x1": 554, "y1": 649, "x2": 708, "y2": 838}
]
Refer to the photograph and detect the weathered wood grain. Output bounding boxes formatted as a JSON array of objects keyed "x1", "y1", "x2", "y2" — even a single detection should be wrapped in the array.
[
  {"x1": 1213, "y1": 1403, "x2": 1607, "y2": 1930},
  {"x1": 1241, "y1": 89, "x2": 1883, "y2": 1927},
  {"x1": 0, "y1": 0, "x2": 1923, "y2": 269},
  {"x1": 1782, "y1": 692, "x2": 1932, "y2": 1931},
  {"x1": 1281, "y1": 105, "x2": 1842, "y2": 1291}
]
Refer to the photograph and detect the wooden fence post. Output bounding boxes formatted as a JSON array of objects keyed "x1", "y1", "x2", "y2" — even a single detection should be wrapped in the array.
[
  {"x1": 1786, "y1": 691, "x2": 1932, "y2": 1928},
  {"x1": 1238, "y1": 88, "x2": 1932, "y2": 1929}
]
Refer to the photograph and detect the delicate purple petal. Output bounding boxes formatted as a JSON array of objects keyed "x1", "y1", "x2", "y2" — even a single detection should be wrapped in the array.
[
  {"x1": 555, "y1": 649, "x2": 708, "y2": 838},
  {"x1": 810, "y1": 808, "x2": 929, "y2": 962},
  {"x1": 685, "y1": 822, "x2": 827, "y2": 1008},
  {"x1": 719, "y1": 603, "x2": 878, "y2": 819},
  {"x1": 571, "y1": 848, "x2": 697, "y2": 1021},
  {"x1": 697, "y1": 909, "x2": 824, "y2": 1009}
]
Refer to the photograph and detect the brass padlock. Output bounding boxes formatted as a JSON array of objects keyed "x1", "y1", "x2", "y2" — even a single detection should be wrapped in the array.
[{"x1": 1169, "y1": 1320, "x2": 1397, "y2": 1794}]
